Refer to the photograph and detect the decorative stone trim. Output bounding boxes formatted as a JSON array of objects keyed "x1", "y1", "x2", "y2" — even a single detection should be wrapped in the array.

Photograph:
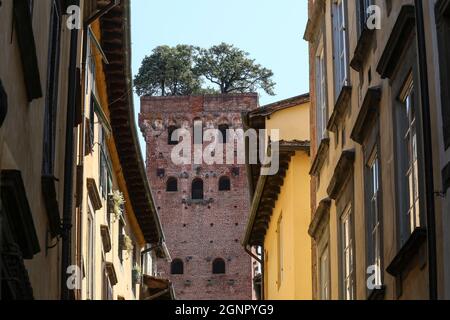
[
  {"x1": 350, "y1": 87, "x2": 382, "y2": 145},
  {"x1": 386, "y1": 227, "x2": 427, "y2": 277},
  {"x1": 13, "y1": 0, "x2": 42, "y2": 101},
  {"x1": 327, "y1": 150, "x2": 356, "y2": 200},
  {"x1": 310, "y1": 138, "x2": 330, "y2": 176},
  {"x1": 376, "y1": 5, "x2": 416, "y2": 79},
  {"x1": 350, "y1": 28, "x2": 376, "y2": 72},
  {"x1": 308, "y1": 198, "x2": 332, "y2": 239},
  {"x1": 327, "y1": 86, "x2": 352, "y2": 133},
  {"x1": 304, "y1": 0, "x2": 325, "y2": 42}
]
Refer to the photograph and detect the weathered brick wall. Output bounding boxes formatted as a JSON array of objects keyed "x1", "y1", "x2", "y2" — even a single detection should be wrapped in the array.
[{"x1": 139, "y1": 94, "x2": 258, "y2": 300}]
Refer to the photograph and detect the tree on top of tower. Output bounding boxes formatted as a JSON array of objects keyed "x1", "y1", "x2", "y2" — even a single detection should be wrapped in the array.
[{"x1": 134, "y1": 43, "x2": 276, "y2": 97}]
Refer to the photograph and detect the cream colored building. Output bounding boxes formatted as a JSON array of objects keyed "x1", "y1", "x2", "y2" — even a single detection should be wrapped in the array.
[
  {"x1": 1, "y1": 0, "x2": 171, "y2": 300},
  {"x1": 305, "y1": 0, "x2": 450, "y2": 300}
]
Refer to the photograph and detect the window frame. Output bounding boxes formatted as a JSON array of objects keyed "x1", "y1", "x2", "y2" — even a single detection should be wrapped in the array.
[
  {"x1": 168, "y1": 125, "x2": 180, "y2": 145},
  {"x1": 277, "y1": 214, "x2": 284, "y2": 288},
  {"x1": 357, "y1": 0, "x2": 374, "y2": 37},
  {"x1": 87, "y1": 201, "x2": 96, "y2": 300},
  {"x1": 212, "y1": 258, "x2": 226, "y2": 275},
  {"x1": 315, "y1": 223, "x2": 331, "y2": 300},
  {"x1": 218, "y1": 176, "x2": 231, "y2": 191},
  {"x1": 332, "y1": 0, "x2": 350, "y2": 100},
  {"x1": 171, "y1": 259, "x2": 184, "y2": 275},
  {"x1": 42, "y1": 0, "x2": 62, "y2": 176},
  {"x1": 218, "y1": 124, "x2": 230, "y2": 144},
  {"x1": 316, "y1": 39, "x2": 328, "y2": 144},
  {"x1": 395, "y1": 73, "x2": 424, "y2": 244},
  {"x1": 435, "y1": 0, "x2": 450, "y2": 149},
  {"x1": 192, "y1": 178, "x2": 204, "y2": 200},
  {"x1": 392, "y1": 55, "x2": 426, "y2": 248},
  {"x1": 365, "y1": 147, "x2": 384, "y2": 292},
  {"x1": 340, "y1": 205, "x2": 355, "y2": 300},
  {"x1": 166, "y1": 177, "x2": 178, "y2": 192}
]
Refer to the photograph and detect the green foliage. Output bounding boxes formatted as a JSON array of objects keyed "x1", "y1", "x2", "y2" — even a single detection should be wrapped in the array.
[
  {"x1": 195, "y1": 43, "x2": 276, "y2": 95},
  {"x1": 134, "y1": 45, "x2": 201, "y2": 96},
  {"x1": 134, "y1": 43, "x2": 276, "y2": 97}
]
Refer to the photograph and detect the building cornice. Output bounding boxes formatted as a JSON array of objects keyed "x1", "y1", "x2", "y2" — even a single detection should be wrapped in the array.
[
  {"x1": 308, "y1": 198, "x2": 331, "y2": 240},
  {"x1": 327, "y1": 86, "x2": 352, "y2": 133},
  {"x1": 327, "y1": 150, "x2": 355, "y2": 200},
  {"x1": 243, "y1": 141, "x2": 310, "y2": 247},
  {"x1": 350, "y1": 87, "x2": 382, "y2": 145},
  {"x1": 377, "y1": 5, "x2": 416, "y2": 79},
  {"x1": 310, "y1": 138, "x2": 330, "y2": 176},
  {"x1": 350, "y1": 28, "x2": 376, "y2": 72},
  {"x1": 304, "y1": 0, "x2": 325, "y2": 42},
  {"x1": 100, "y1": 0, "x2": 166, "y2": 248}
]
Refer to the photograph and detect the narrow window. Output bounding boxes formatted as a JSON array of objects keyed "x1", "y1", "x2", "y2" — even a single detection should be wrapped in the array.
[
  {"x1": 277, "y1": 215, "x2": 284, "y2": 287},
  {"x1": 166, "y1": 177, "x2": 178, "y2": 192},
  {"x1": 358, "y1": 0, "x2": 374, "y2": 36},
  {"x1": 316, "y1": 43, "x2": 327, "y2": 143},
  {"x1": 168, "y1": 125, "x2": 180, "y2": 145},
  {"x1": 212, "y1": 258, "x2": 226, "y2": 274},
  {"x1": 400, "y1": 79, "x2": 421, "y2": 239},
  {"x1": 118, "y1": 219, "x2": 124, "y2": 264},
  {"x1": 171, "y1": 259, "x2": 184, "y2": 275},
  {"x1": 89, "y1": 94, "x2": 96, "y2": 152},
  {"x1": 218, "y1": 124, "x2": 229, "y2": 144},
  {"x1": 192, "y1": 179, "x2": 204, "y2": 200},
  {"x1": 99, "y1": 127, "x2": 112, "y2": 199},
  {"x1": 341, "y1": 206, "x2": 354, "y2": 300},
  {"x1": 367, "y1": 152, "x2": 382, "y2": 289},
  {"x1": 319, "y1": 245, "x2": 330, "y2": 300},
  {"x1": 42, "y1": 0, "x2": 62, "y2": 175},
  {"x1": 332, "y1": 0, "x2": 349, "y2": 99},
  {"x1": 435, "y1": 1, "x2": 450, "y2": 148},
  {"x1": 87, "y1": 204, "x2": 95, "y2": 300},
  {"x1": 218, "y1": 176, "x2": 231, "y2": 191}
]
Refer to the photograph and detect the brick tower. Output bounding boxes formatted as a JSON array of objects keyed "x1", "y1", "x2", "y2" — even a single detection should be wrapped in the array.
[{"x1": 139, "y1": 94, "x2": 258, "y2": 300}]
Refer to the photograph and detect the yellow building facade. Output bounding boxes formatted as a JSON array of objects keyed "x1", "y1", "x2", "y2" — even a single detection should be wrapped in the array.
[{"x1": 243, "y1": 94, "x2": 312, "y2": 300}]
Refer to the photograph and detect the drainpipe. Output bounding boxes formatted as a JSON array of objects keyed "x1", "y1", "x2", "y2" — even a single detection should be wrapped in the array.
[
  {"x1": 61, "y1": 0, "x2": 80, "y2": 300},
  {"x1": 414, "y1": 0, "x2": 438, "y2": 300}
]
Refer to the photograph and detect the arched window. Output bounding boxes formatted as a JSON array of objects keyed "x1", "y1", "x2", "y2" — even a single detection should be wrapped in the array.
[
  {"x1": 166, "y1": 177, "x2": 178, "y2": 192},
  {"x1": 168, "y1": 125, "x2": 179, "y2": 145},
  {"x1": 171, "y1": 259, "x2": 184, "y2": 275},
  {"x1": 218, "y1": 124, "x2": 229, "y2": 144},
  {"x1": 212, "y1": 258, "x2": 226, "y2": 274},
  {"x1": 192, "y1": 179, "x2": 204, "y2": 200},
  {"x1": 219, "y1": 176, "x2": 231, "y2": 191}
]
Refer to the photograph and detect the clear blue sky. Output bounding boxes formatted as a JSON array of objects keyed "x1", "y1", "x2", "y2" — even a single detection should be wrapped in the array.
[{"x1": 130, "y1": 0, "x2": 310, "y2": 152}]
